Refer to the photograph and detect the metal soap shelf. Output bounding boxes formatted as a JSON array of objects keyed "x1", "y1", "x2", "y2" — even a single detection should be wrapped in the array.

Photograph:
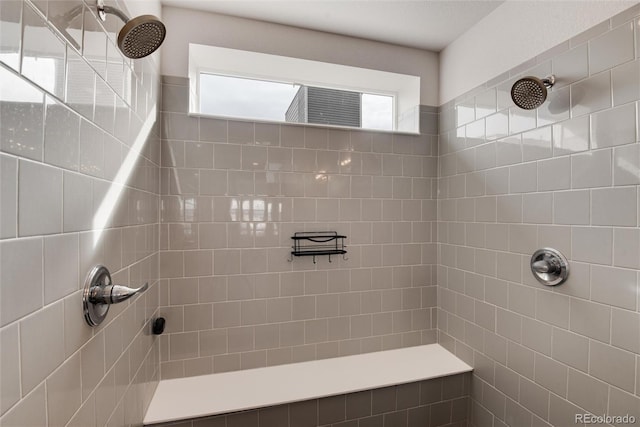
[{"x1": 288, "y1": 231, "x2": 347, "y2": 264}]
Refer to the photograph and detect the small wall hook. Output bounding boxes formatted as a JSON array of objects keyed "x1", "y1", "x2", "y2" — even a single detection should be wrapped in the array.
[{"x1": 152, "y1": 317, "x2": 166, "y2": 335}]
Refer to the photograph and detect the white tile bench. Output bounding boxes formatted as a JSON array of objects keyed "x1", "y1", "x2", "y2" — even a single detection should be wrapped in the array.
[{"x1": 144, "y1": 344, "x2": 473, "y2": 425}]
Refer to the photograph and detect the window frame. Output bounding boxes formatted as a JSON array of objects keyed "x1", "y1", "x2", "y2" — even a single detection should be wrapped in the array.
[{"x1": 188, "y1": 44, "x2": 421, "y2": 134}]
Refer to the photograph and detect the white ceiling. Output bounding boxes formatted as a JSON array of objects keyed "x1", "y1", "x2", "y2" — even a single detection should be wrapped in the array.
[{"x1": 160, "y1": 0, "x2": 504, "y2": 51}]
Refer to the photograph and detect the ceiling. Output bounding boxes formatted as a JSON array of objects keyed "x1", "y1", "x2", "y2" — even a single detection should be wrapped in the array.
[{"x1": 160, "y1": 0, "x2": 504, "y2": 51}]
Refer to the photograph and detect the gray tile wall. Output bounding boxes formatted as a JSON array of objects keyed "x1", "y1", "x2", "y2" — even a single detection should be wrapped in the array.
[
  {"x1": 437, "y1": 6, "x2": 640, "y2": 427},
  {"x1": 4, "y1": 2, "x2": 638, "y2": 426},
  {"x1": 0, "y1": 0, "x2": 161, "y2": 425},
  {"x1": 158, "y1": 77, "x2": 440, "y2": 378},
  {"x1": 146, "y1": 373, "x2": 470, "y2": 427}
]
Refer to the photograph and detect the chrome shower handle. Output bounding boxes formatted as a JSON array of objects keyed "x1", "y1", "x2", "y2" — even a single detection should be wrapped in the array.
[
  {"x1": 88, "y1": 282, "x2": 149, "y2": 305},
  {"x1": 530, "y1": 248, "x2": 569, "y2": 286},
  {"x1": 531, "y1": 259, "x2": 558, "y2": 274},
  {"x1": 83, "y1": 265, "x2": 149, "y2": 326}
]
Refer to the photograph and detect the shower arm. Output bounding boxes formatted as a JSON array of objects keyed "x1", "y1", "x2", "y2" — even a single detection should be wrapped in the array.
[
  {"x1": 96, "y1": 0, "x2": 131, "y2": 23},
  {"x1": 541, "y1": 75, "x2": 556, "y2": 88},
  {"x1": 55, "y1": 1, "x2": 132, "y2": 26}
]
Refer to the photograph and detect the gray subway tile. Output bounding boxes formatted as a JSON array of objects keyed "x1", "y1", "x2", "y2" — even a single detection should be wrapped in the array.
[
  {"x1": 504, "y1": 398, "x2": 532, "y2": 427},
  {"x1": 319, "y1": 394, "x2": 346, "y2": 424},
  {"x1": 419, "y1": 378, "x2": 443, "y2": 405},
  {"x1": 45, "y1": 352, "x2": 81, "y2": 427},
  {"x1": 549, "y1": 393, "x2": 583, "y2": 427},
  {"x1": 518, "y1": 377, "x2": 549, "y2": 420},
  {"x1": 613, "y1": 144, "x2": 640, "y2": 186},
  {"x1": 258, "y1": 404, "x2": 288, "y2": 427},
  {"x1": 571, "y1": 226, "x2": 612, "y2": 265},
  {"x1": 0, "y1": 323, "x2": 20, "y2": 415},
  {"x1": 589, "y1": 22, "x2": 635, "y2": 75},
  {"x1": 567, "y1": 368, "x2": 609, "y2": 415},
  {"x1": 591, "y1": 187, "x2": 638, "y2": 227},
  {"x1": 481, "y1": 383, "x2": 506, "y2": 421},
  {"x1": 552, "y1": 115, "x2": 589, "y2": 156},
  {"x1": 571, "y1": 148, "x2": 612, "y2": 189},
  {"x1": 521, "y1": 317, "x2": 552, "y2": 356},
  {"x1": 494, "y1": 364, "x2": 519, "y2": 402},
  {"x1": 611, "y1": 308, "x2": 640, "y2": 353},
  {"x1": 227, "y1": 410, "x2": 258, "y2": 427},
  {"x1": 22, "y1": 4, "x2": 66, "y2": 98},
  {"x1": 345, "y1": 390, "x2": 371, "y2": 420},
  {"x1": 552, "y1": 328, "x2": 589, "y2": 372},
  {"x1": 612, "y1": 59, "x2": 640, "y2": 105},
  {"x1": 552, "y1": 44, "x2": 588, "y2": 88},
  {"x1": 535, "y1": 290, "x2": 570, "y2": 328},
  {"x1": 591, "y1": 264, "x2": 637, "y2": 310},
  {"x1": 44, "y1": 98, "x2": 80, "y2": 171},
  {"x1": 571, "y1": 71, "x2": 612, "y2": 117},
  {"x1": 0, "y1": 237, "x2": 43, "y2": 326},
  {"x1": 590, "y1": 102, "x2": 637, "y2": 149},
  {"x1": 384, "y1": 410, "x2": 408, "y2": 427},
  {"x1": 0, "y1": 384, "x2": 47, "y2": 427},
  {"x1": 18, "y1": 160, "x2": 63, "y2": 236},
  {"x1": 569, "y1": 297, "x2": 611, "y2": 342},
  {"x1": 608, "y1": 387, "x2": 640, "y2": 425},
  {"x1": 534, "y1": 354, "x2": 568, "y2": 397},
  {"x1": 0, "y1": 68, "x2": 45, "y2": 161},
  {"x1": 429, "y1": 400, "x2": 452, "y2": 426},
  {"x1": 507, "y1": 342, "x2": 534, "y2": 380},
  {"x1": 589, "y1": 340, "x2": 636, "y2": 392},
  {"x1": 0, "y1": 154, "x2": 17, "y2": 239}
]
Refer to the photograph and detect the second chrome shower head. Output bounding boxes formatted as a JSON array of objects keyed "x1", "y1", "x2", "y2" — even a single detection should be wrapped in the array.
[
  {"x1": 511, "y1": 75, "x2": 555, "y2": 110},
  {"x1": 97, "y1": 0, "x2": 166, "y2": 59}
]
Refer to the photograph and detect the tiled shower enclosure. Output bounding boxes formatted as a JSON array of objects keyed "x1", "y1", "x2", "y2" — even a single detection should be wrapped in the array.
[
  {"x1": 437, "y1": 7, "x2": 640, "y2": 427},
  {"x1": 1, "y1": 1, "x2": 640, "y2": 427},
  {"x1": 1, "y1": 0, "x2": 161, "y2": 426}
]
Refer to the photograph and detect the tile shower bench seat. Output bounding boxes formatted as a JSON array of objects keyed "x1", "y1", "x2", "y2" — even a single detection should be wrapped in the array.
[{"x1": 144, "y1": 344, "x2": 473, "y2": 425}]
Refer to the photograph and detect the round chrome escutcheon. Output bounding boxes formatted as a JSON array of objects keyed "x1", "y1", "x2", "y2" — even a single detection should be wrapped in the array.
[{"x1": 530, "y1": 248, "x2": 569, "y2": 286}]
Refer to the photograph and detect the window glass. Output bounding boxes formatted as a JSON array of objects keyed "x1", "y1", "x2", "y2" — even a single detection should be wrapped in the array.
[
  {"x1": 200, "y1": 73, "x2": 300, "y2": 121},
  {"x1": 190, "y1": 44, "x2": 420, "y2": 133},
  {"x1": 200, "y1": 73, "x2": 395, "y2": 131}
]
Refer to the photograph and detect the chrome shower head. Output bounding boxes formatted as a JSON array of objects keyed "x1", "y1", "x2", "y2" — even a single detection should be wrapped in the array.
[
  {"x1": 511, "y1": 75, "x2": 555, "y2": 110},
  {"x1": 97, "y1": 0, "x2": 166, "y2": 59},
  {"x1": 117, "y1": 15, "x2": 166, "y2": 59}
]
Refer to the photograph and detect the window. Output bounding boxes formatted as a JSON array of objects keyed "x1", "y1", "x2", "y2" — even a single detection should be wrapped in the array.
[
  {"x1": 200, "y1": 73, "x2": 300, "y2": 122},
  {"x1": 189, "y1": 44, "x2": 420, "y2": 133}
]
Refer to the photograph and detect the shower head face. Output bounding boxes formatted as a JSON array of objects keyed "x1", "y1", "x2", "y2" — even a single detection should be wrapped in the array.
[
  {"x1": 511, "y1": 76, "x2": 548, "y2": 110},
  {"x1": 117, "y1": 15, "x2": 166, "y2": 59}
]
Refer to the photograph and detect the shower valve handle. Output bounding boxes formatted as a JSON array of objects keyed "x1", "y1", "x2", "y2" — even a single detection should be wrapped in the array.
[
  {"x1": 88, "y1": 282, "x2": 149, "y2": 305},
  {"x1": 532, "y1": 259, "x2": 558, "y2": 274},
  {"x1": 83, "y1": 265, "x2": 149, "y2": 326},
  {"x1": 530, "y1": 248, "x2": 569, "y2": 286}
]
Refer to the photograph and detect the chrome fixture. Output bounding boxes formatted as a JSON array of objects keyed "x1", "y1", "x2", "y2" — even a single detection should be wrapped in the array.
[
  {"x1": 82, "y1": 265, "x2": 149, "y2": 326},
  {"x1": 51, "y1": 1, "x2": 166, "y2": 59},
  {"x1": 530, "y1": 248, "x2": 569, "y2": 286},
  {"x1": 511, "y1": 75, "x2": 555, "y2": 110},
  {"x1": 96, "y1": 0, "x2": 166, "y2": 59}
]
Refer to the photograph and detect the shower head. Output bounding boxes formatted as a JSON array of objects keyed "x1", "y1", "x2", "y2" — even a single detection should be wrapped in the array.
[
  {"x1": 117, "y1": 15, "x2": 166, "y2": 59},
  {"x1": 511, "y1": 75, "x2": 555, "y2": 110},
  {"x1": 97, "y1": 0, "x2": 166, "y2": 59}
]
